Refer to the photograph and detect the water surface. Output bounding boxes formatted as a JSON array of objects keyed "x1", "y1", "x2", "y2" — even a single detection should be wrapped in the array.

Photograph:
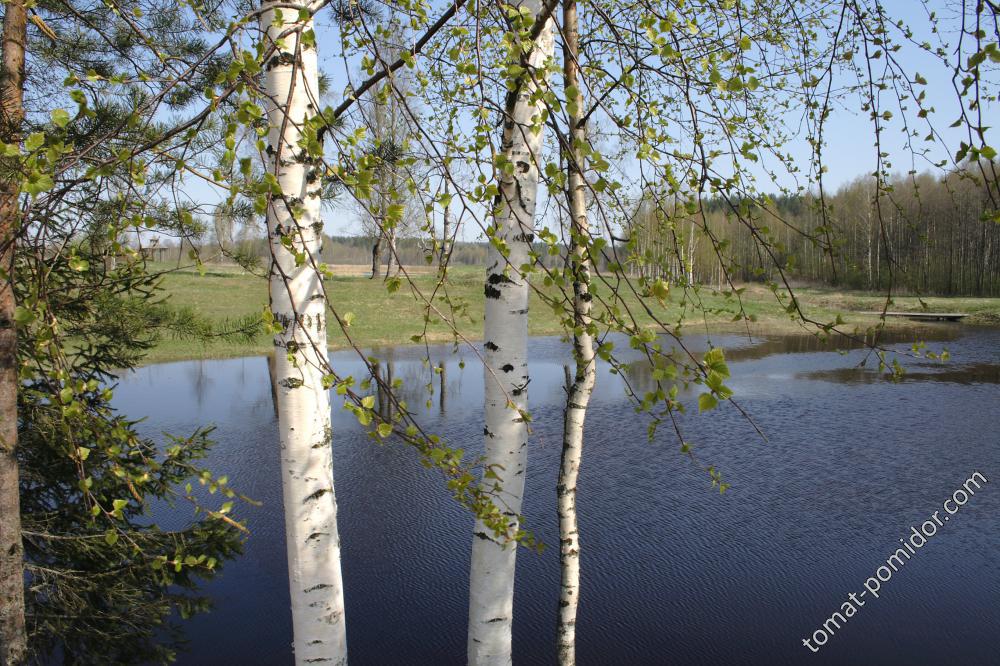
[{"x1": 113, "y1": 327, "x2": 1000, "y2": 665}]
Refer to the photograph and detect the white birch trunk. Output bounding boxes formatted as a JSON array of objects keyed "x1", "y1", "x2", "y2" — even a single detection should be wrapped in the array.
[
  {"x1": 556, "y1": 0, "x2": 595, "y2": 662},
  {"x1": 261, "y1": 3, "x2": 347, "y2": 663},
  {"x1": 441, "y1": 179, "x2": 452, "y2": 266},
  {"x1": 686, "y1": 224, "x2": 696, "y2": 285},
  {"x1": 385, "y1": 230, "x2": 397, "y2": 278},
  {"x1": 468, "y1": 2, "x2": 554, "y2": 663}
]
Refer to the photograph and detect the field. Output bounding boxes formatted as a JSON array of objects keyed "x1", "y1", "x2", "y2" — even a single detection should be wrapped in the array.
[{"x1": 142, "y1": 262, "x2": 1000, "y2": 364}]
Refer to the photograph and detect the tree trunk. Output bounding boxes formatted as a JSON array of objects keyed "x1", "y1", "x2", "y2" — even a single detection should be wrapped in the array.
[
  {"x1": 468, "y1": 1, "x2": 554, "y2": 662},
  {"x1": 556, "y1": 1, "x2": 596, "y2": 662},
  {"x1": 440, "y1": 180, "x2": 452, "y2": 266},
  {"x1": 866, "y1": 202, "x2": 872, "y2": 289},
  {"x1": 384, "y1": 229, "x2": 397, "y2": 278},
  {"x1": 0, "y1": 2, "x2": 27, "y2": 662},
  {"x1": 261, "y1": 3, "x2": 348, "y2": 663},
  {"x1": 370, "y1": 235, "x2": 382, "y2": 279},
  {"x1": 686, "y1": 224, "x2": 696, "y2": 285}
]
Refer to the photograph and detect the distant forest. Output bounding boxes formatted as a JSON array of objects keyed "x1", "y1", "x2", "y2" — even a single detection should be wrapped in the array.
[
  {"x1": 621, "y1": 168, "x2": 999, "y2": 296},
  {"x1": 168, "y1": 167, "x2": 999, "y2": 297}
]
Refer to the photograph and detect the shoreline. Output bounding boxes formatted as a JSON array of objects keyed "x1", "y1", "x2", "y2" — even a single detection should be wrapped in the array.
[
  {"x1": 137, "y1": 262, "x2": 1000, "y2": 366},
  {"x1": 139, "y1": 314, "x2": 990, "y2": 367}
]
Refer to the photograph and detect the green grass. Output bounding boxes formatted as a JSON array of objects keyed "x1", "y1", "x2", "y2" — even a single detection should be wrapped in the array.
[{"x1": 142, "y1": 262, "x2": 1000, "y2": 365}]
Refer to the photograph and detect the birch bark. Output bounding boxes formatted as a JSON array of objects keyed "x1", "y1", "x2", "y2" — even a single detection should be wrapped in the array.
[
  {"x1": 468, "y1": 1, "x2": 554, "y2": 663},
  {"x1": 261, "y1": 3, "x2": 347, "y2": 663},
  {"x1": 556, "y1": 0, "x2": 596, "y2": 661},
  {"x1": 440, "y1": 179, "x2": 452, "y2": 266}
]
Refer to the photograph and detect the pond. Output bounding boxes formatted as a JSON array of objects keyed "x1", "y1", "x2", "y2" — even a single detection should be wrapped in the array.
[{"x1": 113, "y1": 326, "x2": 1000, "y2": 665}]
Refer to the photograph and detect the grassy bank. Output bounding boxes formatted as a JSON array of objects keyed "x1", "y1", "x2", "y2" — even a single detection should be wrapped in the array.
[{"x1": 142, "y1": 262, "x2": 1000, "y2": 364}]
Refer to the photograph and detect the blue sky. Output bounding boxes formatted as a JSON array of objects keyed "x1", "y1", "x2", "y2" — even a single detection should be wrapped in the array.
[
  {"x1": 189, "y1": 0, "x2": 996, "y2": 242},
  {"x1": 801, "y1": 0, "x2": 993, "y2": 190}
]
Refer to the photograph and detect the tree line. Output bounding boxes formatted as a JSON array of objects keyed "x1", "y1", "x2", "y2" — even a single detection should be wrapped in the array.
[
  {"x1": 171, "y1": 162, "x2": 1000, "y2": 297},
  {"x1": 629, "y1": 167, "x2": 1000, "y2": 296}
]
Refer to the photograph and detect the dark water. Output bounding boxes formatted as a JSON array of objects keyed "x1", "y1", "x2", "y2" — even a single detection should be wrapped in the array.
[{"x1": 113, "y1": 327, "x2": 1000, "y2": 665}]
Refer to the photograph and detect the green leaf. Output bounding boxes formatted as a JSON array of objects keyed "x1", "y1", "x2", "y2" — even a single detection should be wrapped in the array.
[
  {"x1": 68, "y1": 256, "x2": 89, "y2": 271},
  {"x1": 703, "y1": 348, "x2": 729, "y2": 378},
  {"x1": 386, "y1": 203, "x2": 405, "y2": 225},
  {"x1": 698, "y1": 392, "x2": 718, "y2": 412},
  {"x1": 651, "y1": 279, "x2": 669, "y2": 302},
  {"x1": 361, "y1": 395, "x2": 375, "y2": 409},
  {"x1": 24, "y1": 172, "x2": 54, "y2": 196},
  {"x1": 13, "y1": 306, "x2": 34, "y2": 325},
  {"x1": 50, "y1": 109, "x2": 70, "y2": 127},
  {"x1": 25, "y1": 132, "x2": 45, "y2": 151},
  {"x1": 104, "y1": 529, "x2": 119, "y2": 546},
  {"x1": 377, "y1": 423, "x2": 393, "y2": 438}
]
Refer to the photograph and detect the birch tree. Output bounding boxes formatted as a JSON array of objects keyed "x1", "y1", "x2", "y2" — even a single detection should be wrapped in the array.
[
  {"x1": 360, "y1": 81, "x2": 409, "y2": 280},
  {"x1": 468, "y1": 1, "x2": 555, "y2": 662},
  {"x1": 260, "y1": 3, "x2": 347, "y2": 663},
  {"x1": 554, "y1": 0, "x2": 596, "y2": 661}
]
